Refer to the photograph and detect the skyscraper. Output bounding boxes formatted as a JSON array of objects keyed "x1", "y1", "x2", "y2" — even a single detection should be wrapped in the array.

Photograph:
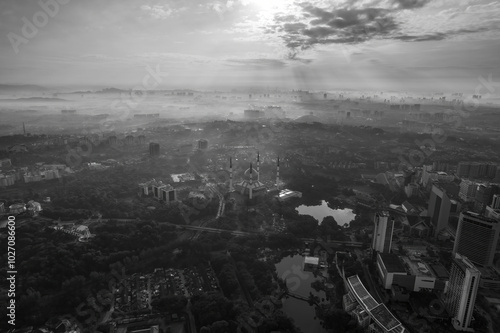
[
  {"x1": 459, "y1": 179, "x2": 478, "y2": 202},
  {"x1": 197, "y1": 139, "x2": 208, "y2": 150},
  {"x1": 149, "y1": 142, "x2": 160, "y2": 157},
  {"x1": 453, "y1": 211, "x2": 500, "y2": 267},
  {"x1": 492, "y1": 194, "x2": 500, "y2": 209},
  {"x1": 372, "y1": 211, "x2": 394, "y2": 253},
  {"x1": 444, "y1": 253, "x2": 480, "y2": 331},
  {"x1": 428, "y1": 184, "x2": 460, "y2": 237}
]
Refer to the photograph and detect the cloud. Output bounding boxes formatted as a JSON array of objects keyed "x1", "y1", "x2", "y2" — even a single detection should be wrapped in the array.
[
  {"x1": 391, "y1": 0, "x2": 430, "y2": 10},
  {"x1": 141, "y1": 5, "x2": 174, "y2": 19},
  {"x1": 265, "y1": 0, "x2": 500, "y2": 53},
  {"x1": 225, "y1": 58, "x2": 287, "y2": 68}
]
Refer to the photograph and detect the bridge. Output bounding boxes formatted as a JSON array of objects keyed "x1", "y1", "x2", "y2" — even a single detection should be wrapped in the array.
[
  {"x1": 278, "y1": 290, "x2": 319, "y2": 304},
  {"x1": 300, "y1": 238, "x2": 364, "y2": 247}
]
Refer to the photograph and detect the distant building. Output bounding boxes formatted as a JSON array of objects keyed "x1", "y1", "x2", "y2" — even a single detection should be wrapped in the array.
[
  {"x1": 404, "y1": 183, "x2": 419, "y2": 198},
  {"x1": 197, "y1": 139, "x2": 208, "y2": 150},
  {"x1": 422, "y1": 167, "x2": 454, "y2": 187},
  {"x1": 428, "y1": 184, "x2": 460, "y2": 237},
  {"x1": 160, "y1": 185, "x2": 177, "y2": 204},
  {"x1": 149, "y1": 142, "x2": 160, "y2": 157},
  {"x1": 453, "y1": 211, "x2": 500, "y2": 267},
  {"x1": 372, "y1": 211, "x2": 394, "y2": 254},
  {"x1": 278, "y1": 189, "x2": 302, "y2": 201},
  {"x1": 304, "y1": 256, "x2": 319, "y2": 271},
  {"x1": 485, "y1": 205, "x2": 500, "y2": 221},
  {"x1": 402, "y1": 215, "x2": 430, "y2": 238},
  {"x1": 0, "y1": 158, "x2": 12, "y2": 168},
  {"x1": 457, "y1": 162, "x2": 471, "y2": 178},
  {"x1": 170, "y1": 173, "x2": 195, "y2": 183},
  {"x1": 491, "y1": 194, "x2": 500, "y2": 209},
  {"x1": 9, "y1": 203, "x2": 26, "y2": 214},
  {"x1": 0, "y1": 174, "x2": 16, "y2": 186},
  {"x1": 443, "y1": 253, "x2": 480, "y2": 331},
  {"x1": 474, "y1": 184, "x2": 500, "y2": 214},
  {"x1": 26, "y1": 200, "x2": 42, "y2": 216},
  {"x1": 459, "y1": 179, "x2": 478, "y2": 202},
  {"x1": 146, "y1": 180, "x2": 177, "y2": 204},
  {"x1": 457, "y1": 162, "x2": 497, "y2": 179}
]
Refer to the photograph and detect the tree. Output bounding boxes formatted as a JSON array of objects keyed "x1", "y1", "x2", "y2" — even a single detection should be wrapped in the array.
[{"x1": 151, "y1": 295, "x2": 187, "y2": 314}]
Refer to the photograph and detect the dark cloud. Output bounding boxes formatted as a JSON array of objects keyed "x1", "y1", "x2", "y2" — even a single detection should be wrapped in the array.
[
  {"x1": 391, "y1": 0, "x2": 430, "y2": 10},
  {"x1": 225, "y1": 58, "x2": 287, "y2": 69},
  {"x1": 283, "y1": 22, "x2": 307, "y2": 34},
  {"x1": 391, "y1": 33, "x2": 446, "y2": 42},
  {"x1": 270, "y1": 0, "x2": 430, "y2": 52}
]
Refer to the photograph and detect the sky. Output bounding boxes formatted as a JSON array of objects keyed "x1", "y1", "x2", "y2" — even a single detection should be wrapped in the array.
[{"x1": 1, "y1": 0, "x2": 500, "y2": 93}]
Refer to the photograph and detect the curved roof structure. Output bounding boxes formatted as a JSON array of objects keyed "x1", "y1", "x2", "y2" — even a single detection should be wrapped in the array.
[{"x1": 346, "y1": 275, "x2": 407, "y2": 333}]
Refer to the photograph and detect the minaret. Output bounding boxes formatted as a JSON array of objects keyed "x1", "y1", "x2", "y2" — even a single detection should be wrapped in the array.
[
  {"x1": 257, "y1": 151, "x2": 260, "y2": 182},
  {"x1": 249, "y1": 163, "x2": 253, "y2": 199},
  {"x1": 229, "y1": 157, "x2": 233, "y2": 192},
  {"x1": 276, "y1": 156, "x2": 280, "y2": 190}
]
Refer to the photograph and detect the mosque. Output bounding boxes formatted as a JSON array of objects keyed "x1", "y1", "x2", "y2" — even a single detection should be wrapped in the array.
[{"x1": 229, "y1": 152, "x2": 281, "y2": 199}]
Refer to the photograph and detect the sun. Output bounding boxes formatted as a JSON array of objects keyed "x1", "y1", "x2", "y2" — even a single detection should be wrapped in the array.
[{"x1": 243, "y1": 0, "x2": 291, "y2": 13}]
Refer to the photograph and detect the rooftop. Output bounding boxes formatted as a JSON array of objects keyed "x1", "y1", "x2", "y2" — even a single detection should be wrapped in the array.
[
  {"x1": 347, "y1": 275, "x2": 406, "y2": 333},
  {"x1": 370, "y1": 304, "x2": 403, "y2": 332},
  {"x1": 400, "y1": 256, "x2": 434, "y2": 277},
  {"x1": 304, "y1": 256, "x2": 319, "y2": 265},
  {"x1": 429, "y1": 263, "x2": 449, "y2": 279},
  {"x1": 347, "y1": 275, "x2": 379, "y2": 311},
  {"x1": 378, "y1": 253, "x2": 407, "y2": 273}
]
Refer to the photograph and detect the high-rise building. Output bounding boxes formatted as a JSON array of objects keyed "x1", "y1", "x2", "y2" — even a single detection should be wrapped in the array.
[
  {"x1": 492, "y1": 194, "x2": 500, "y2": 209},
  {"x1": 444, "y1": 253, "x2": 480, "y2": 331},
  {"x1": 457, "y1": 162, "x2": 471, "y2": 178},
  {"x1": 459, "y1": 179, "x2": 478, "y2": 202},
  {"x1": 474, "y1": 184, "x2": 500, "y2": 214},
  {"x1": 453, "y1": 211, "x2": 500, "y2": 267},
  {"x1": 372, "y1": 211, "x2": 394, "y2": 253},
  {"x1": 149, "y1": 142, "x2": 160, "y2": 157},
  {"x1": 457, "y1": 162, "x2": 497, "y2": 179},
  {"x1": 404, "y1": 183, "x2": 419, "y2": 198},
  {"x1": 428, "y1": 184, "x2": 460, "y2": 237},
  {"x1": 197, "y1": 139, "x2": 208, "y2": 150}
]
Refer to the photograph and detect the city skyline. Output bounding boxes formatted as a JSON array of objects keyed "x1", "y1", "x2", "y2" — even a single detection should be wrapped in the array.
[{"x1": 1, "y1": 0, "x2": 500, "y2": 93}]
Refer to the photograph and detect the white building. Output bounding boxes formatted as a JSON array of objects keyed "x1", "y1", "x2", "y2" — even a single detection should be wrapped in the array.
[
  {"x1": 278, "y1": 189, "x2": 302, "y2": 201},
  {"x1": 372, "y1": 211, "x2": 394, "y2": 254},
  {"x1": 443, "y1": 253, "x2": 480, "y2": 332},
  {"x1": 404, "y1": 183, "x2": 419, "y2": 198},
  {"x1": 492, "y1": 194, "x2": 500, "y2": 209}
]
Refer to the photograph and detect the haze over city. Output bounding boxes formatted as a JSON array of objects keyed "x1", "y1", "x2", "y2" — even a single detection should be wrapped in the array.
[{"x1": 1, "y1": 1, "x2": 500, "y2": 333}]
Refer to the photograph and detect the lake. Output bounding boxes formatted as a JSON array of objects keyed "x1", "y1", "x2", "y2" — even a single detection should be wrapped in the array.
[
  {"x1": 275, "y1": 254, "x2": 329, "y2": 333},
  {"x1": 296, "y1": 200, "x2": 356, "y2": 226}
]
